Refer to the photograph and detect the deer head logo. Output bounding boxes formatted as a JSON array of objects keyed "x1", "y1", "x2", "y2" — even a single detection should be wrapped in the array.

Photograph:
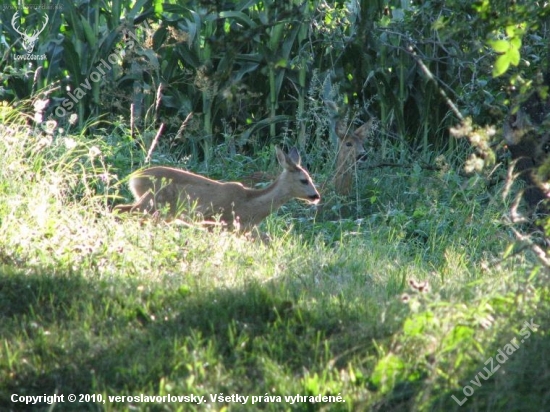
[{"x1": 11, "y1": 11, "x2": 49, "y2": 54}]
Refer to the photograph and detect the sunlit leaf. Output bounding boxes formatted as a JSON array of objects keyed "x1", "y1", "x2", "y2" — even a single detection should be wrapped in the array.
[
  {"x1": 510, "y1": 37, "x2": 522, "y2": 50},
  {"x1": 442, "y1": 325, "x2": 475, "y2": 352},
  {"x1": 153, "y1": 0, "x2": 163, "y2": 18},
  {"x1": 493, "y1": 54, "x2": 511, "y2": 77},
  {"x1": 403, "y1": 311, "x2": 435, "y2": 336},
  {"x1": 508, "y1": 47, "x2": 521, "y2": 66},
  {"x1": 371, "y1": 354, "x2": 405, "y2": 394},
  {"x1": 488, "y1": 40, "x2": 509, "y2": 53}
]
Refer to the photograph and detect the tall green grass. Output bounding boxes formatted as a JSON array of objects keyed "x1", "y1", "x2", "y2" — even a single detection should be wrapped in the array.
[{"x1": 0, "y1": 108, "x2": 549, "y2": 411}]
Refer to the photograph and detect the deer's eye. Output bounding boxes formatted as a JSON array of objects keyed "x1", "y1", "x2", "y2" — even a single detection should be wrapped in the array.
[
  {"x1": 300, "y1": 179, "x2": 309, "y2": 185},
  {"x1": 345, "y1": 142, "x2": 353, "y2": 147}
]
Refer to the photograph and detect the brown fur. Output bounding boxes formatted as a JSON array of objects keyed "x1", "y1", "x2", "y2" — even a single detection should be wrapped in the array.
[
  {"x1": 115, "y1": 147, "x2": 320, "y2": 231},
  {"x1": 334, "y1": 119, "x2": 374, "y2": 195}
]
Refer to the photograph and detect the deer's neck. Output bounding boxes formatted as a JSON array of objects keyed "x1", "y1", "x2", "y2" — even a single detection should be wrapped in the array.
[
  {"x1": 334, "y1": 149, "x2": 353, "y2": 195},
  {"x1": 237, "y1": 175, "x2": 292, "y2": 227}
]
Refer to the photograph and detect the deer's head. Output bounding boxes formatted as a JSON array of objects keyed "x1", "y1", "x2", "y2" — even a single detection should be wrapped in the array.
[
  {"x1": 11, "y1": 11, "x2": 49, "y2": 54},
  {"x1": 275, "y1": 146, "x2": 321, "y2": 205},
  {"x1": 335, "y1": 119, "x2": 375, "y2": 164},
  {"x1": 334, "y1": 119, "x2": 375, "y2": 195}
]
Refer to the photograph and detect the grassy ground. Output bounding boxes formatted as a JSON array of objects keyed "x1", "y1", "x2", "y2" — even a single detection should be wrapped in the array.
[{"x1": 1, "y1": 111, "x2": 549, "y2": 411}]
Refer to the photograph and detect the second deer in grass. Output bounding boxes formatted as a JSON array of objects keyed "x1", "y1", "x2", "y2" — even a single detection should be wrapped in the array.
[
  {"x1": 334, "y1": 119, "x2": 374, "y2": 195},
  {"x1": 114, "y1": 146, "x2": 320, "y2": 232}
]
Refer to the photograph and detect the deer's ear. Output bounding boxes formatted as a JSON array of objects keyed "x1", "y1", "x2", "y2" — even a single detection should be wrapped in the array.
[
  {"x1": 275, "y1": 146, "x2": 300, "y2": 171},
  {"x1": 354, "y1": 118, "x2": 375, "y2": 141},
  {"x1": 335, "y1": 121, "x2": 348, "y2": 140},
  {"x1": 275, "y1": 146, "x2": 286, "y2": 166},
  {"x1": 287, "y1": 147, "x2": 301, "y2": 165}
]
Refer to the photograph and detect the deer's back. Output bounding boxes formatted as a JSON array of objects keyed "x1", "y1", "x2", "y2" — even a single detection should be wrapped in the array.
[{"x1": 129, "y1": 166, "x2": 245, "y2": 221}]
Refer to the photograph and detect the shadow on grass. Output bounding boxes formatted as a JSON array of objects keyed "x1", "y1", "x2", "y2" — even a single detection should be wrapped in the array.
[
  {"x1": 371, "y1": 301, "x2": 550, "y2": 412},
  {"x1": 433, "y1": 313, "x2": 550, "y2": 412},
  {"x1": 0, "y1": 265, "x2": 375, "y2": 411},
  {"x1": 5, "y1": 263, "x2": 546, "y2": 412}
]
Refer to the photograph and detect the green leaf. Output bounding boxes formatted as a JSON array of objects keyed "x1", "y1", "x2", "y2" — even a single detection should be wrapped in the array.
[
  {"x1": 61, "y1": 0, "x2": 86, "y2": 43},
  {"x1": 153, "y1": 0, "x2": 163, "y2": 18},
  {"x1": 510, "y1": 36, "x2": 522, "y2": 50},
  {"x1": 403, "y1": 311, "x2": 435, "y2": 336},
  {"x1": 183, "y1": 17, "x2": 198, "y2": 47},
  {"x1": 473, "y1": 0, "x2": 490, "y2": 13},
  {"x1": 110, "y1": 0, "x2": 121, "y2": 30},
  {"x1": 237, "y1": 115, "x2": 291, "y2": 146},
  {"x1": 442, "y1": 325, "x2": 475, "y2": 352},
  {"x1": 127, "y1": 0, "x2": 149, "y2": 20},
  {"x1": 62, "y1": 37, "x2": 82, "y2": 87},
  {"x1": 233, "y1": 61, "x2": 260, "y2": 81},
  {"x1": 371, "y1": 354, "x2": 405, "y2": 394},
  {"x1": 80, "y1": 16, "x2": 97, "y2": 49},
  {"x1": 503, "y1": 243, "x2": 514, "y2": 259},
  {"x1": 508, "y1": 47, "x2": 520, "y2": 66},
  {"x1": 493, "y1": 54, "x2": 511, "y2": 77},
  {"x1": 219, "y1": 11, "x2": 257, "y2": 29},
  {"x1": 488, "y1": 40, "x2": 509, "y2": 53}
]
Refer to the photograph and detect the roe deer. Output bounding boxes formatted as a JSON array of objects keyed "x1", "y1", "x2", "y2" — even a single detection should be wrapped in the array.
[
  {"x1": 334, "y1": 119, "x2": 374, "y2": 195},
  {"x1": 114, "y1": 146, "x2": 320, "y2": 231}
]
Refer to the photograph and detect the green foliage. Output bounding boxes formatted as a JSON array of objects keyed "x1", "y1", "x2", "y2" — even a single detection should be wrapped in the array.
[
  {"x1": 1, "y1": 0, "x2": 550, "y2": 409},
  {"x1": 371, "y1": 354, "x2": 406, "y2": 395},
  {"x1": 1, "y1": 101, "x2": 549, "y2": 411},
  {"x1": 0, "y1": 0, "x2": 544, "y2": 177},
  {"x1": 488, "y1": 26, "x2": 524, "y2": 77}
]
